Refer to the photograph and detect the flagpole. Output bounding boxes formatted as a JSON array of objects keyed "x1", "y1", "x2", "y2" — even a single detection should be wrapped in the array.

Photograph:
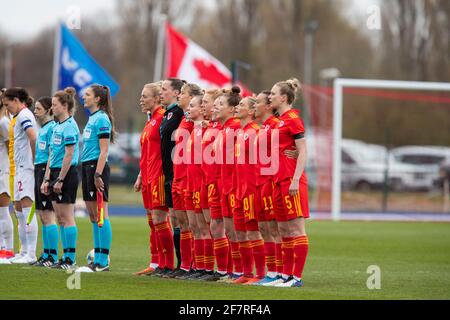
[
  {"x1": 153, "y1": 14, "x2": 167, "y2": 82},
  {"x1": 51, "y1": 23, "x2": 62, "y2": 94}
]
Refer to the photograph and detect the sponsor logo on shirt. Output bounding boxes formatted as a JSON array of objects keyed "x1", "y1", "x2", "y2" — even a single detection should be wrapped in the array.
[
  {"x1": 38, "y1": 141, "x2": 47, "y2": 150},
  {"x1": 84, "y1": 128, "x2": 92, "y2": 139},
  {"x1": 53, "y1": 134, "x2": 62, "y2": 145},
  {"x1": 99, "y1": 127, "x2": 109, "y2": 132}
]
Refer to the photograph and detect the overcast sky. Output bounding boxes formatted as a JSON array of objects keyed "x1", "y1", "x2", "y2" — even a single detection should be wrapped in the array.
[
  {"x1": 1, "y1": 0, "x2": 377, "y2": 43},
  {"x1": 0, "y1": 0, "x2": 117, "y2": 42}
]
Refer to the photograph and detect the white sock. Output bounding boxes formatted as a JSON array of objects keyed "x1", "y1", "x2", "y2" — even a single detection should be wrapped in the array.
[
  {"x1": 15, "y1": 211, "x2": 27, "y2": 255},
  {"x1": 22, "y1": 207, "x2": 38, "y2": 259},
  {"x1": 0, "y1": 207, "x2": 14, "y2": 251}
]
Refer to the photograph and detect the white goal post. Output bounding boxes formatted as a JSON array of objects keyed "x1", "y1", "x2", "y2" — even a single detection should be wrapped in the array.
[{"x1": 332, "y1": 78, "x2": 450, "y2": 221}]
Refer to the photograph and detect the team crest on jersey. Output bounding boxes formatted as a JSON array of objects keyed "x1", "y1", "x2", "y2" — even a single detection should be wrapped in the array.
[
  {"x1": 151, "y1": 120, "x2": 157, "y2": 126},
  {"x1": 264, "y1": 125, "x2": 270, "y2": 132},
  {"x1": 167, "y1": 112, "x2": 173, "y2": 120},
  {"x1": 213, "y1": 122, "x2": 218, "y2": 128},
  {"x1": 196, "y1": 129, "x2": 202, "y2": 136},
  {"x1": 244, "y1": 133, "x2": 249, "y2": 141},
  {"x1": 278, "y1": 121, "x2": 285, "y2": 128}
]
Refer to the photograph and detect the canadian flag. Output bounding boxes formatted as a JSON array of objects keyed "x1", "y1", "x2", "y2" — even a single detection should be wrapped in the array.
[{"x1": 165, "y1": 23, "x2": 252, "y2": 96}]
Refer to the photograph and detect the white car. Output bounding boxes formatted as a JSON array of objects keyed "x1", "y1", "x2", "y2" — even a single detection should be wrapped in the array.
[
  {"x1": 341, "y1": 139, "x2": 436, "y2": 191},
  {"x1": 391, "y1": 146, "x2": 450, "y2": 190}
]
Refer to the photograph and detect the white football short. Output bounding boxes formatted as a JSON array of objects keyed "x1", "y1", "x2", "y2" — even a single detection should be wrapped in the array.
[
  {"x1": 14, "y1": 169, "x2": 35, "y2": 202},
  {"x1": 0, "y1": 173, "x2": 10, "y2": 197}
]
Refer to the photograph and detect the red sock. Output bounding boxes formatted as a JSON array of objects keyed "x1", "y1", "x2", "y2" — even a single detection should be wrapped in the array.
[
  {"x1": 239, "y1": 241, "x2": 253, "y2": 277},
  {"x1": 204, "y1": 238, "x2": 215, "y2": 272},
  {"x1": 213, "y1": 238, "x2": 229, "y2": 273},
  {"x1": 194, "y1": 239, "x2": 205, "y2": 270},
  {"x1": 155, "y1": 222, "x2": 174, "y2": 270},
  {"x1": 191, "y1": 238, "x2": 196, "y2": 269},
  {"x1": 230, "y1": 241, "x2": 242, "y2": 274},
  {"x1": 147, "y1": 214, "x2": 159, "y2": 266},
  {"x1": 264, "y1": 242, "x2": 276, "y2": 274},
  {"x1": 180, "y1": 231, "x2": 193, "y2": 271},
  {"x1": 281, "y1": 237, "x2": 295, "y2": 277},
  {"x1": 251, "y1": 239, "x2": 266, "y2": 278},
  {"x1": 293, "y1": 235, "x2": 309, "y2": 279},
  {"x1": 275, "y1": 242, "x2": 283, "y2": 274},
  {"x1": 227, "y1": 242, "x2": 233, "y2": 273}
]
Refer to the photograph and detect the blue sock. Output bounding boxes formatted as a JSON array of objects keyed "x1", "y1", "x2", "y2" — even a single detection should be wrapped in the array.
[
  {"x1": 64, "y1": 226, "x2": 78, "y2": 262},
  {"x1": 42, "y1": 225, "x2": 49, "y2": 259},
  {"x1": 47, "y1": 224, "x2": 59, "y2": 261},
  {"x1": 92, "y1": 222, "x2": 100, "y2": 264},
  {"x1": 59, "y1": 225, "x2": 67, "y2": 260},
  {"x1": 98, "y1": 219, "x2": 112, "y2": 266}
]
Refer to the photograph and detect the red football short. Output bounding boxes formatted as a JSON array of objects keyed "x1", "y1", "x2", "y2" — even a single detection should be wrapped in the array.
[
  {"x1": 147, "y1": 175, "x2": 168, "y2": 212},
  {"x1": 172, "y1": 179, "x2": 186, "y2": 211},
  {"x1": 200, "y1": 183, "x2": 209, "y2": 210},
  {"x1": 273, "y1": 178, "x2": 309, "y2": 222},
  {"x1": 221, "y1": 190, "x2": 236, "y2": 219},
  {"x1": 185, "y1": 189, "x2": 202, "y2": 213},
  {"x1": 256, "y1": 180, "x2": 276, "y2": 222},
  {"x1": 141, "y1": 184, "x2": 151, "y2": 210},
  {"x1": 208, "y1": 181, "x2": 222, "y2": 220}
]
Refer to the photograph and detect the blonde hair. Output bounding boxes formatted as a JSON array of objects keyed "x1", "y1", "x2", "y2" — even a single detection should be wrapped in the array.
[
  {"x1": 245, "y1": 96, "x2": 257, "y2": 108},
  {"x1": 204, "y1": 88, "x2": 222, "y2": 101},
  {"x1": 275, "y1": 78, "x2": 302, "y2": 104},
  {"x1": 181, "y1": 83, "x2": 203, "y2": 97},
  {"x1": 144, "y1": 83, "x2": 162, "y2": 104}
]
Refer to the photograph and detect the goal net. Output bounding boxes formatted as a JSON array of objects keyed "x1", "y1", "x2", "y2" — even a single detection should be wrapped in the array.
[{"x1": 301, "y1": 79, "x2": 450, "y2": 221}]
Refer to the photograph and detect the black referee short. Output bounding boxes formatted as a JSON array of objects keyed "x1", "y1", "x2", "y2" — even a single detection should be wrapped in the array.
[
  {"x1": 34, "y1": 163, "x2": 54, "y2": 211},
  {"x1": 164, "y1": 179, "x2": 173, "y2": 209},
  {"x1": 81, "y1": 160, "x2": 110, "y2": 202},
  {"x1": 49, "y1": 166, "x2": 79, "y2": 204}
]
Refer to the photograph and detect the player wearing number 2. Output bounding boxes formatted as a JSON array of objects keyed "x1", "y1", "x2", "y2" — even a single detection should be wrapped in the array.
[{"x1": 2, "y1": 88, "x2": 38, "y2": 264}]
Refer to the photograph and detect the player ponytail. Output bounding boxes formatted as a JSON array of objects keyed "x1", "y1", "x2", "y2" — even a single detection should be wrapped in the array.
[
  {"x1": 3, "y1": 87, "x2": 34, "y2": 109},
  {"x1": 37, "y1": 96, "x2": 53, "y2": 116},
  {"x1": 275, "y1": 78, "x2": 302, "y2": 105},
  {"x1": 90, "y1": 84, "x2": 116, "y2": 143},
  {"x1": 54, "y1": 87, "x2": 77, "y2": 116},
  {"x1": 221, "y1": 86, "x2": 242, "y2": 108}
]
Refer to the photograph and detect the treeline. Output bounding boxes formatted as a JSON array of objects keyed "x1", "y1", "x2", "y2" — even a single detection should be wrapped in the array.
[{"x1": 0, "y1": 0, "x2": 449, "y2": 146}]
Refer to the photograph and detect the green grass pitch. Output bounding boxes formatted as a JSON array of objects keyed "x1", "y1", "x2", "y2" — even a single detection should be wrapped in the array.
[{"x1": 1, "y1": 217, "x2": 449, "y2": 300}]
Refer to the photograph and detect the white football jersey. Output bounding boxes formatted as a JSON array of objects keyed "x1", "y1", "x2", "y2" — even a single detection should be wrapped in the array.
[
  {"x1": 0, "y1": 115, "x2": 11, "y2": 174},
  {"x1": 13, "y1": 108, "x2": 37, "y2": 171}
]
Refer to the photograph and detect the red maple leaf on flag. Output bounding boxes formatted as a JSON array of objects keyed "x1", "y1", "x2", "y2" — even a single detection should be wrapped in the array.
[{"x1": 193, "y1": 58, "x2": 231, "y2": 87}]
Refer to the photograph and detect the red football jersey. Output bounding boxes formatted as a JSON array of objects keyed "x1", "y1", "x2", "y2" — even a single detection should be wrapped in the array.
[
  {"x1": 186, "y1": 124, "x2": 205, "y2": 192},
  {"x1": 235, "y1": 121, "x2": 260, "y2": 199},
  {"x1": 146, "y1": 106, "x2": 166, "y2": 182},
  {"x1": 201, "y1": 121, "x2": 222, "y2": 185},
  {"x1": 256, "y1": 116, "x2": 280, "y2": 186},
  {"x1": 173, "y1": 117, "x2": 194, "y2": 182},
  {"x1": 139, "y1": 119, "x2": 152, "y2": 185},
  {"x1": 274, "y1": 109, "x2": 307, "y2": 183},
  {"x1": 218, "y1": 117, "x2": 241, "y2": 195}
]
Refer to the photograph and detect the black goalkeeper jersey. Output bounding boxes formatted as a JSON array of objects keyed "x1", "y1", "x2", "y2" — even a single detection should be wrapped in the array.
[{"x1": 159, "y1": 103, "x2": 184, "y2": 182}]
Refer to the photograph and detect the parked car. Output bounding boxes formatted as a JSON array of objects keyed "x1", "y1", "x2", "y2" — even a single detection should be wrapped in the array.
[
  {"x1": 391, "y1": 146, "x2": 450, "y2": 190},
  {"x1": 108, "y1": 133, "x2": 141, "y2": 184},
  {"x1": 341, "y1": 139, "x2": 435, "y2": 191},
  {"x1": 435, "y1": 158, "x2": 450, "y2": 190}
]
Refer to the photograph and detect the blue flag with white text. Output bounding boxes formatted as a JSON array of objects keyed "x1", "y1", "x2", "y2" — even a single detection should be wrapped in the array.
[{"x1": 57, "y1": 23, "x2": 119, "y2": 99}]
